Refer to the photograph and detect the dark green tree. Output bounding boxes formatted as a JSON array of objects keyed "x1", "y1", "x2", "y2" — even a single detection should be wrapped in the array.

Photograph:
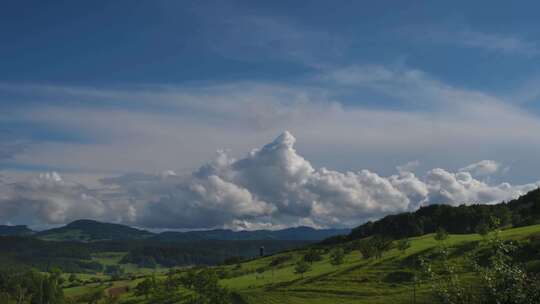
[
  {"x1": 434, "y1": 227, "x2": 449, "y2": 242},
  {"x1": 397, "y1": 238, "x2": 411, "y2": 253},
  {"x1": 294, "y1": 260, "x2": 311, "y2": 279},
  {"x1": 134, "y1": 277, "x2": 155, "y2": 300},
  {"x1": 330, "y1": 248, "x2": 345, "y2": 266},
  {"x1": 181, "y1": 269, "x2": 231, "y2": 304},
  {"x1": 303, "y1": 248, "x2": 323, "y2": 264}
]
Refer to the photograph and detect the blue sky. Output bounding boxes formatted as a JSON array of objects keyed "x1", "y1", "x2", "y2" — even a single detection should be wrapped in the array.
[
  {"x1": 2, "y1": 1, "x2": 540, "y2": 89},
  {"x1": 1, "y1": 1, "x2": 540, "y2": 229}
]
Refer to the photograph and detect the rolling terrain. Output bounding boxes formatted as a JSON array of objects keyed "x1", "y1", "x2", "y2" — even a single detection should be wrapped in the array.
[
  {"x1": 2, "y1": 187, "x2": 539, "y2": 303},
  {"x1": 31, "y1": 219, "x2": 348, "y2": 242},
  {"x1": 220, "y1": 224, "x2": 540, "y2": 304},
  {"x1": 56, "y1": 223, "x2": 540, "y2": 303}
]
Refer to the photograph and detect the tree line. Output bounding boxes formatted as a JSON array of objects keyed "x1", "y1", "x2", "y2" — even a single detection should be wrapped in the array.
[{"x1": 323, "y1": 188, "x2": 540, "y2": 244}]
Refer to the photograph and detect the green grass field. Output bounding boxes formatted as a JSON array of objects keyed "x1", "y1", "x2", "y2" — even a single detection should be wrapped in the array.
[
  {"x1": 223, "y1": 224, "x2": 540, "y2": 304},
  {"x1": 62, "y1": 224, "x2": 540, "y2": 303}
]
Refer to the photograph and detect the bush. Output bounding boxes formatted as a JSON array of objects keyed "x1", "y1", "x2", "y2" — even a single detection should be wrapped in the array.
[
  {"x1": 303, "y1": 248, "x2": 323, "y2": 264},
  {"x1": 294, "y1": 260, "x2": 311, "y2": 278},
  {"x1": 269, "y1": 254, "x2": 292, "y2": 267},
  {"x1": 330, "y1": 248, "x2": 345, "y2": 265}
]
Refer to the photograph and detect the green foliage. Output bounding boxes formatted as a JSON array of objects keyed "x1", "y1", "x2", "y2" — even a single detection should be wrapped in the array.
[
  {"x1": 475, "y1": 222, "x2": 491, "y2": 238},
  {"x1": 0, "y1": 267, "x2": 66, "y2": 304},
  {"x1": 435, "y1": 227, "x2": 449, "y2": 242},
  {"x1": 78, "y1": 288, "x2": 105, "y2": 304},
  {"x1": 294, "y1": 260, "x2": 311, "y2": 278},
  {"x1": 329, "y1": 248, "x2": 345, "y2": 266},
  {"x1": 105, "y1": 265, "x2": 125, "y2": 281},
  {"x1": 476, "y1": 232, "x2": 540, "y2": 304},
  {"x1": 420, "y1": 247, "x2": 470, "y2": 304},
  {"x1": 344, "y1": 188, "x2": 540, "y2": 244},
  {"x1": 68, "y1": 273, "x2": 78, "y2": 283},
  {"x1": 181, "y1": 269, "x2": 232, "y2": 304},
  {"x1": 119, "y1": 240, "x2": 309, "y2": 267},
  {"x1": 476, "y1": 216, "x2": 501, "y2": 239},
  {"x1": 358, "y1": 235, "x2": 393, "y2": 259},
  {"x1": 397, "y1": 238, "x2": 411, "y2": 252},
  {"x1": 269, "y1": 254, "x2": 292, "y2": 267},
  {"x1": 221, "y1": 256, "x2": 244, "y2": 265},
  {"x1": 303, "y1": 248, "x2": 323, "y2": 264},
  {"x1": 134, "y1": 277, "x2": 156, "y2": 299},
  {"x1": 421, "y1": 230, "x2": 540, "y2": 304}
]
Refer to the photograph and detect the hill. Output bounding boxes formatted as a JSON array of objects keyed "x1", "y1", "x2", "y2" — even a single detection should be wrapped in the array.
[
  {"x1": 54, "y1": 223, "x2": 540, "y2": 303},
  {"x1": 35, "y1": 219, "x2": 348, "y2": 242},
  {"x1": 36, "y1": 219, "x2": 155, "y2": 241},
  {"x1": 322, "y1": 187, "x2": 540, "y2": 244},
  {"x1": 219, "y1": 224, "x2": 540, "y2": 304},
  {"x1": 0, "y1": 224, "x2": 34, "y2": 236}
]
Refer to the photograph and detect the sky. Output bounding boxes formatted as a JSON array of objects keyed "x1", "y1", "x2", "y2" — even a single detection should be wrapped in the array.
[{"x1": 1, "y1": 1, "x2": 540, "y2": 230}]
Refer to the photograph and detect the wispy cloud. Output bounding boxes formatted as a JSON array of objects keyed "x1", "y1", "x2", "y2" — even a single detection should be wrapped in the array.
[
  {"x1": 459, "y1": 30, "x2": 539, "y2": 56},
  {"x1": 191, "y1": 2, "x2": 346, "y2": 68},
  {"x1": 3, "y1": 62, "x2": 540, "y2": 228},
  {"x1": 415, "y1": 27, "x2": 539, "y2": 56},
  {"x1": 2, "y1": 64, "x2": 540, "y2": 178}
]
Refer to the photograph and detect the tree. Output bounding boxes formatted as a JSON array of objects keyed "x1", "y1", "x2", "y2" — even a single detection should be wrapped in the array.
[
  {"x1": 294, "y1": 260, "x2": 311, "y2": 279},
  {"x1": 254, "y1": 267, "x2": 266, "y2": 280},
  {"x1": 330, "y1": 248, "x2": 345, "y2": 266},
  {"x1": 68, "y1": 273, "x2": 78, "y2": 283},
  {"x1": 397, "y1": 238, "x2": 411, "y2": 253},
  {"x1": 477, "y1": 233, "x2": 540, "y2": 304},
  {"x1": 434, "y1": 227, "x2": 448, "y2": 242},
  {"x1": 358, "y1": 236, "x2": 393, "y2": 259},
  {"x1": 134, "y1": 277, "x2": 155, "y2": 300},
  {"x1": 181, "y1": 269, "x2": 231, "y2": 304},
  {"x1": 420, "y1": 230, "x2": 540, "y2": 304},
  {"x1": 475, "y1": 222, "x2": 491, "y2": 239},
  {"x1": 81, "y1": 288, "x2": 105, "y2": 304},
  {"x1": 303, "y1": 248, "x2": 323, "y2": 264}
]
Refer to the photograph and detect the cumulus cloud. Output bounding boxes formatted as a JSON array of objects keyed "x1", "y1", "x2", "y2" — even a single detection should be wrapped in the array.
[
  {"x1": 0, "y1": 172, "x2": 108, "y2": 227},
  {"x1": 2, "y1": 132, "x2": 538, "y2": 229}
]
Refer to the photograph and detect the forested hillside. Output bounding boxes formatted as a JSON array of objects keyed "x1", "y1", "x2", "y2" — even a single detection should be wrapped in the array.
[{"x1": 324, "y1": 188, "x2": 540, "y2": 244}]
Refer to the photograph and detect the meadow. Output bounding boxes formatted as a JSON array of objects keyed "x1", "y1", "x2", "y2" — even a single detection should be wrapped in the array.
[{"x1": 59, "y1": 224, "x2": 540, "y2": 303}]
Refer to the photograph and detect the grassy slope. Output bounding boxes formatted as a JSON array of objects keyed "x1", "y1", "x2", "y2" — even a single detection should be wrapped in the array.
[
  {"x1": 62, "y1": 252, "x2": 168, "y2": 301},
  {"x1": 222, "y1": 224, "x2": 540, "y2": 304},
  {"x1": 60, "y1": 224, "x2": 540, "y2": 303}
]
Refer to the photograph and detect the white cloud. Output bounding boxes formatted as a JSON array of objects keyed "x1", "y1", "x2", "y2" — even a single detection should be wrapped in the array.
[
  {"x1": 459, "y1": 160, "x2": 501, "y2": 177},
  {"x1": 0, "y1": 172, "x2": 109, "y2": 227},
  {"x1": 424, "y1": 168, "x2": 536, "y2": 205},
  {"x1": 2, "y1": 63, "x2": 540, "y2": 229},
  {"x1": 416, "y1": 27, "x2": 539, "y2": 56},
  {"x1": 2, "y1": 132, "x2": 537, "y2": 230},
  {"x1": 459, "y1": 30, "x2": 538, "y2": 56}
]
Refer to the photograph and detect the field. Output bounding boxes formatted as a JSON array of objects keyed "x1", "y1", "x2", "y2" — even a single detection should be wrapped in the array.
[{"x1": 59, "y1": 224, "x2": 540, "y2": 303}]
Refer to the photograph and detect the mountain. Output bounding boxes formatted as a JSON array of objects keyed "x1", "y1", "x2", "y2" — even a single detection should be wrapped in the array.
[
  {"x1": 36, "y1": 219, "x2": 155, "y2": 241},
  {"x1": 153, "y1": 226, "x2": 350, "y2": 242},
  {"x1": 0, "y1": 225, "x2": 34, "y2": 236},
  {"x1": 34, "y1": 219, "x2": 349, "y2": 242}
]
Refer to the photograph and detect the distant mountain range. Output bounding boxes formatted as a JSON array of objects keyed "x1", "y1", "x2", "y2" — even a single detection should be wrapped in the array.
[
  {"x1": 0, "y1": 225, "x2": 34, "y2": 236},
  {"x1": 1, "y1": 219, "x2": 349, "y2": 242},
  {"x1": 35, "y1": 219, "x2": 155, "y2": 241},
  {"x1": 154, "y1": 226, "x2": 350, "y2": 242}
]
